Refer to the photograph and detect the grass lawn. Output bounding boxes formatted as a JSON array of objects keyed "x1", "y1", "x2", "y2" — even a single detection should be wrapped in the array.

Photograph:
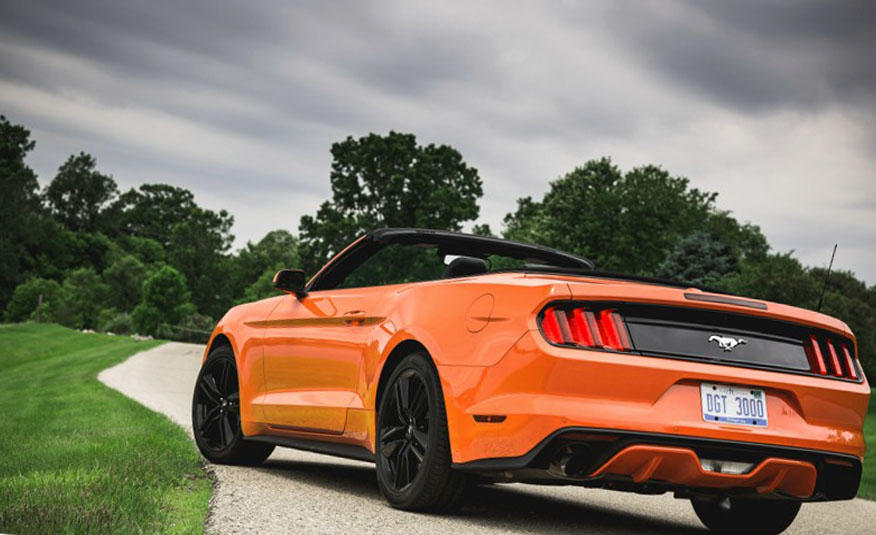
[
  {"x1": 860, "y1": 390, "x2": 876, "y2": 500},
  {"x1": 0, "y1": 323, "x2": 210, "y2": 535}
]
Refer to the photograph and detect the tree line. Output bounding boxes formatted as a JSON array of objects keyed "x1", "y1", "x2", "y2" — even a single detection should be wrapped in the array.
[{"x1": 1, "y1": 116, "x2": 873, "y2": 378}]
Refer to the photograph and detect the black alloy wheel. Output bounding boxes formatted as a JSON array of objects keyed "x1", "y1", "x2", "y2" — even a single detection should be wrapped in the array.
[
  {"x1": 379, "y1": 368, "x2": 431, "y2": 491},
  {"x1": 375, "y1": 352, "x2": 468, "y2": 512},
  {"x1": 191, "y1": 346, "x2": 274, "y2": 465},
  {"x1": 194, "y1": 356, "x2": 240, "y2": 452}
]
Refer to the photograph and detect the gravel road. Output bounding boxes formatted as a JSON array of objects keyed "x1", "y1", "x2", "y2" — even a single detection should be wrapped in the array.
[{"x1": 99, "y1": 342, "x2": 876, "y2": 534}]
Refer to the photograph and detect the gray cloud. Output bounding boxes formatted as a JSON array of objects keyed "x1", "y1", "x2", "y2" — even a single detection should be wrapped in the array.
[{"x1": 1, "y1": 0, "x2": 874, "y2": 283}]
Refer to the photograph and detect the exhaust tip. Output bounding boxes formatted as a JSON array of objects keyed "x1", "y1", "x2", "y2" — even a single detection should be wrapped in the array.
[{"x1": 550, "y1": 444, "x2": 592, "y2": 477}]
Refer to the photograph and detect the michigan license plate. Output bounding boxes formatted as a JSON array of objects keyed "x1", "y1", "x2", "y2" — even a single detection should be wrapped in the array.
[{"x1": 700, "y1": 383, "x2": 768, "y2": 427}]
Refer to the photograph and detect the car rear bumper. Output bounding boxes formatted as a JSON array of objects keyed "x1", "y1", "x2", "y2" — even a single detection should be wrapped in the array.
[
  {"x1": 452, "y1": 427, "x2": 861, "y2": 500},
  {"x1": 438, "y1": 330, "x2": 869, "y2": 499}
]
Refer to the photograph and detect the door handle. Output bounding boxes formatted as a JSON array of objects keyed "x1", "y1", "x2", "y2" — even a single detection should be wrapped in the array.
[{"x1": 343, "y1": 310, "x2": 366, "y2": 326}]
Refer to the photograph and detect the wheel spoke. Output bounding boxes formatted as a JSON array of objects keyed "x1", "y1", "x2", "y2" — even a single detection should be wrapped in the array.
[
  {"x1": 394, "y1": 443, "x2": 409, "y2": 488},
  {"x1": 397, "y1": 375, "x2": 411, "y2": 414},
  {"x1": 221, "y1": 413, "x2": 234, "y2": 446},
  {"x1": 411, "y1": 429, "x2": 428, "y2": 451},
  {"x1": 200, "y1": 406, "x2": 221, "y2": 435},
  {"x1": 382, "y1": 425, "x2": 406, "y2": 442},
  {"x1": 380, "y1": 438, "x2": 405, "y2": 458},
  {"x1": 405, "y1": 445, "x2": 416, "y2": 483},
  {"x1": 410, "y1": 384, "x2": 428, "y2": 420},
  {"x1": 219, "y1": 360, "x2": 231, "y2": 395},
  {"x1": 199, "y1": 381, "x2": 220, "y2": 403},
  {"x1": 218, "y1": 413, "x2": 227, "y2": 445},
  {"x1": 410, "y1": 440, "x2": 425, "y2": 463},
  {"x1": 203, "y1": 375, "x2": 222, "y2": 399}
]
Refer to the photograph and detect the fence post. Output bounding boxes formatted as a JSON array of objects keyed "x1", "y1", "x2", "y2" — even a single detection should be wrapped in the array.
[{"x1": 36, "y1": 293, "x2": 43, "y2": 324}]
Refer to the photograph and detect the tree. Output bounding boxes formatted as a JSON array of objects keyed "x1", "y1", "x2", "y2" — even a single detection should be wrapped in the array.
[
  {"x1": 236, "y1": 268, "x2": 280, "y2": 305},
  {"x1": 132, "y1": 265, "x2": 194, "y2": 336},
  {"x1": 503, "y1": 158, "x2": 717, "y2": 274},
  {"x1": 298, "y1": 131, "x2": 483, "y2": 273},
  {"x1": 232, "y1": 230, "x2": 299, "y2": 298},
  {"x1": 471, "y1": 224, "x2": 494, "y2": 237},
  {"x1": 718, "y1": 253, "x2": 820, "y2": 308},
  {"x1": 4, "y1": 278, "x2": 62, "y2": 322},
  {"x1": 111, "y1": 184, "x2": 235, "y2": 317},
  {"x1": 110, "y1": 184, "x2": 233, "y2": 248},
  {"x1": 44, "y1": 152, "x2": 118, "y2": 232},
  {"x1": 657, "y1": 232, "x2": 738, "y2": 286},
  {"x1": 103, "y1": 255, "x2": 148, "y2": 312},
  {"x1": 0, "y1": 116, "x2": 50, "y2": 309},
  {"x1": 53, "y1": 268, "x2": 111, "y2": 329}
]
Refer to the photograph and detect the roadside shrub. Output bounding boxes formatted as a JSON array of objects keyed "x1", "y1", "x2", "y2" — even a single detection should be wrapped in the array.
[
  {"x1": 102, "y1": 255, "x2": 147, "y2": 312},
  {"x1": 132, "y1": 265, "x2": 193, "y2": 336},
  {"x1": 99, "y1": 309, "x2": 134, "y2": 335},
  {"x1": 4, "y1": 278, "x2": 62, "y2": 322},
  {"x1": 175, "y1": 313, "x2": 214, "y2": 343},
  {"x1": 59, "y1": 267, "x2": 110, "y2": 329}
]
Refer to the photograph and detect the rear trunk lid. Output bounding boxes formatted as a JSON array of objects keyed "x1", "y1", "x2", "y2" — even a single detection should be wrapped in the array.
[{"x1": 537, "y1": 274, "x2": 861, "y2": 382}]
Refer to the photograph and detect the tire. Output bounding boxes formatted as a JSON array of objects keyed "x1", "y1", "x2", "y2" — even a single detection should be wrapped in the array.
[
  {"x1": 691, "y1": 497, "x2": 801, "y2": 535},
  {"x1": 191, "y1": 345, "x2": 274, "y2": 465},
  {"x1": 375, "y1": 352, "x2": 469, "y2": 512}
]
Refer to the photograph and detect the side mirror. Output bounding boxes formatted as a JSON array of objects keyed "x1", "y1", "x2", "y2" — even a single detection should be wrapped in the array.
[{"x1": 273, "y1": 269, "x2": 307, "y2": 298}]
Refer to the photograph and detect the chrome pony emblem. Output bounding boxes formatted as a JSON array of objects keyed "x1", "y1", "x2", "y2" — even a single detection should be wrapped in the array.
[{"x1": 708, "y1": 335, "x2": 747, "y2": 352}]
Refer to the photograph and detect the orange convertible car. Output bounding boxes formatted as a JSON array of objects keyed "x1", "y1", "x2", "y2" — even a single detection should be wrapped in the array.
[{"x1": 192, "y1": 228, "x2": 869, "y2": 534}]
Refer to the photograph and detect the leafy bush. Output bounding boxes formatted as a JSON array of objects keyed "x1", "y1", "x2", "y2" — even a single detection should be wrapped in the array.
[
  {"x1": 4, "y1": 278, "x2": 62, "y2": 322},
  {"x1": 132, "y1": 265, "x2": 193, "y2": 336},
  {"x1": 58, "y1": 267, "x2": 110, "y2": 329},
  {"x1": 98, "y1": 309, "x2": 134, "y2": 335},
  {"x1": 102, "y1": 255, "x2": 147, "y2": 312}
]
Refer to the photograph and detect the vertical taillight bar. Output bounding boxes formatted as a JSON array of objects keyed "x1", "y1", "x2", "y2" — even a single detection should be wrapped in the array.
[
  {"x1": 611, "y1": 312, "x2": 632, "y2": 351},
  {"x1": 542, "y1": 307, "x2": 563, "y2": 344},
  {"x1": 808, "y1": 335, "x2": 828, "y2": 375},
  {"x1": 842, "y1": 345, "x2": 858, "y2": 380},
  {"x1": 596, "y1": 310, "x2": 621, "y2": 350},
  {"x1": 843, "y1": 344, "x2": 858, "y2": 381},
  {"x1": 825, "y1": 339, "x2": 844, "y2": 377}
]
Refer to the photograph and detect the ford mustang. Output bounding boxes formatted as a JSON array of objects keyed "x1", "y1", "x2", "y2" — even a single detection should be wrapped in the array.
[{"x1": 192, "y1": 228, "x2": 869, "y2": 534}]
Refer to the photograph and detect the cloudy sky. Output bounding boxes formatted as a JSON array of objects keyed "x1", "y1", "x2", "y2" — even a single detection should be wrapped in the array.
[{"x1": 1, "y1": 1, "x2": 874, "y2": 282}]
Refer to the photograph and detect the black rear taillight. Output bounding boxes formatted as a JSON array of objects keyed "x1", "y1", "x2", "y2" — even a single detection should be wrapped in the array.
[{"x1": 540, "y1": 305, "x2": 631, "y2": 351}]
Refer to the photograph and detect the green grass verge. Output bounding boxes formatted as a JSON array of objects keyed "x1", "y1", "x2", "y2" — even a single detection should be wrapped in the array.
[
  {"x1": 0, "y1": 323, "x2": 210, "y2": 535},
  {"x1": 860, "y1": 390, "x2": 876, "y2": 500}
]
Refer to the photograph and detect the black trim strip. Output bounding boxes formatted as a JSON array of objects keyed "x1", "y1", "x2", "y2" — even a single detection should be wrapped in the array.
[
  {"x1": 684, "y1": 292, "x2": 767, "y2": 310},
  {"x1": 537, "y1": 300, "x2": 864, "y2": 384},
  {"x1": 246, "y1": 435, "x2": 375, "y2": 463}
]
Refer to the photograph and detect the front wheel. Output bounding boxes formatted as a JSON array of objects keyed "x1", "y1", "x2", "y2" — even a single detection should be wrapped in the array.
[
  {"x1": 375, "y1": 352, "x2": 468, "y2": 512},
  {"x1": 691, "y1": 497, "x2": 801, "y2": 535},
  {"x1": 191, "y1": 346, "x2": 274, "y2": 465}
]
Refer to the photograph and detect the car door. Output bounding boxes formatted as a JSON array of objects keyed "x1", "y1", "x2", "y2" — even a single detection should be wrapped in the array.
[{"x1": 260, "y1": 287, "x2": 387, "y2": 434}]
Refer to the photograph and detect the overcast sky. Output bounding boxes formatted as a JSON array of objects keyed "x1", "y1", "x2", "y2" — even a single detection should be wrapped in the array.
[{"x1": 1, "y1": 0, "x2": 874, "y2": 283}]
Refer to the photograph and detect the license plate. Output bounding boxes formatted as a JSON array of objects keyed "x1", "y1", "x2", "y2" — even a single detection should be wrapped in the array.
[{"x1": 700, "y1": 383, "x2": 768, "y2": 427}]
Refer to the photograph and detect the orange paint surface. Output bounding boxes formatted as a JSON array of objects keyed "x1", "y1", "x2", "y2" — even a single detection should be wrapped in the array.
[{"x1": 202, "y1": 268, "x2": 870, "y2": 495}]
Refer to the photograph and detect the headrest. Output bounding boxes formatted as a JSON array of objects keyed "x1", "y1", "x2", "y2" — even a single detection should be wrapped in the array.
[{"x1": 443, "y1": 256, "x2": 489, "y2": 278}]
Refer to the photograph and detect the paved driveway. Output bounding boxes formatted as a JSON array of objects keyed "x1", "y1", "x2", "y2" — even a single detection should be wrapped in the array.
[{"x1": 99, "y1": 342, "x2": 875, "y2": 534}]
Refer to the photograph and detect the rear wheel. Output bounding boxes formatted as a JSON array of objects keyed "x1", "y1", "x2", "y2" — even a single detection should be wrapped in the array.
[
  {"x1": 191, "y1": 346, "x2": 274, "y2": 465},
  {"x1": 691, "y1": 497, "x2": 801, "y2": 535},
  {"x1": 375, "y1": 352, "x2": 468, "y2": 512}
]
